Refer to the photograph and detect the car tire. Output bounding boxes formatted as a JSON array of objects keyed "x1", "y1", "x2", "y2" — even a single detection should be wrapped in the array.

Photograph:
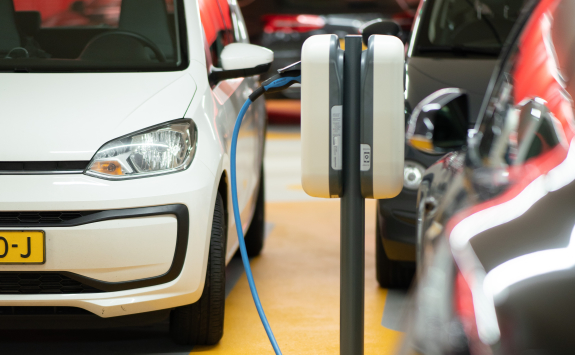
[
  {"x1": 170, "y1": 192, "x2": 226, "y2": 345},
  {"x1": 375, "y1": 216, "x2": 414, "y2": 289},
  {"x1": 244, "y1": 166, "x2": 265, "y2": 257}
]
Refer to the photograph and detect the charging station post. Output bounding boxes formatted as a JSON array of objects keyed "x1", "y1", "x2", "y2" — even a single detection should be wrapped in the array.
[
  {"x1": 301, "y1": 32, "x2": 404, "y2": 355},
  {"x1": 231, "y1": 30, "x2": 403, "y2": 355},
  {"x1": 340, "y1": 35, "x2": 365, "y2": 355}
]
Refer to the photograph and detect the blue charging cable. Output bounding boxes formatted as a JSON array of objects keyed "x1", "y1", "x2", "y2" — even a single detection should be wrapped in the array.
[{"x1": 230, "y1": 64, "x2": 301, "y2": 355}]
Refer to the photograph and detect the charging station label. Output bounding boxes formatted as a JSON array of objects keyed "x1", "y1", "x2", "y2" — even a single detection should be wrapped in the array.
[
  {"x1": 331, "y1": 105, "x2": 343, "y2": 170},
  {"x1": 360, "y1": 144, "x2": 371, "y2": 171}
]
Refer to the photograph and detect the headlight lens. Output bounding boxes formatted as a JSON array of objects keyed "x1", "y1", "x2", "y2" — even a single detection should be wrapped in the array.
[
  {"x1": 403, "y1": 160, "x2": 425, "y2": 190},
  {"x1": 86, "y1": 119, "x2": 197, "y2": 180}
]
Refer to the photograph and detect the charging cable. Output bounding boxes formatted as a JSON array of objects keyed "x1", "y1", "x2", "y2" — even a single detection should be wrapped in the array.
[{"x1": 230, "y1": 62, "x2": 301, "y2": 355}]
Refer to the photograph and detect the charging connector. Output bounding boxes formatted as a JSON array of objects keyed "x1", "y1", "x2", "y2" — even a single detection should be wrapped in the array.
[
  {"x1": 249, "y1": 62, "x2": 301, "y2": 102},
  {"x1": 230, "y1": 64, "x2": 301, "y2": 355}
]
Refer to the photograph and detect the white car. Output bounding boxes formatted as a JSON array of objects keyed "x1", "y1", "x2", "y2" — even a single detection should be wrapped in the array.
[{"x1": 0, "y1": 0, "x2": 271, "y2": 345}]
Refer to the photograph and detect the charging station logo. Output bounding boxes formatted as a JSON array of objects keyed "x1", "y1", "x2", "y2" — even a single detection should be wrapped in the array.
[
  {"x1": 331, "y1": 105, "x2": 343, "y2": 170},
  {"x1": 360, "y1": 144, "x2": 371, "y2": 171}
]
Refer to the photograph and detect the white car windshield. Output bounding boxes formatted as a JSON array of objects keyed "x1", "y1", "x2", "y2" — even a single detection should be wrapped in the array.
[{"x1": 0, "y1": 0, "x2": 186, "y2": 72}]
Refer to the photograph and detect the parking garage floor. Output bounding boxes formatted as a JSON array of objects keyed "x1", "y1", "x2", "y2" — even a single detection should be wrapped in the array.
[{"x1": 1, "y1": 126, "x2": 407, "y2": 355}]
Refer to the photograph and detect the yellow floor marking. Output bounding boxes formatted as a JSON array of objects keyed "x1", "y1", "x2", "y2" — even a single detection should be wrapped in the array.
[
  {"x1": 266, "y1": 131, "x2": 301, "y2": 141},
  {"x1": 339, "y1": 38, "x2": 368, "y2": 51},
  {"x1": 364, "y1": 201, "x2": 404, "y2": 354},
  {"x1": 193, "y1": 200, "x2": 403, "y2": 354},
  {"x1": 286, "y1": 184, "x2": 303, "y2": 191}
]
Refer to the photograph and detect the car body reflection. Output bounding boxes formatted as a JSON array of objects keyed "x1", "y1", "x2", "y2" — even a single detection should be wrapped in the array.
[{"x1": 401, "y1": 0, "x2": 575, "y2": 353}]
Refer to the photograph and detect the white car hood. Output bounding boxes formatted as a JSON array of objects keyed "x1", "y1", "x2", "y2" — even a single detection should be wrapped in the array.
[{"x1": 0, "y1": 72, "x2": 196, "y2": 161}]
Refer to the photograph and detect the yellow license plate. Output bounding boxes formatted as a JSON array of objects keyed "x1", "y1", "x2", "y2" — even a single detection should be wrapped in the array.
[{"x1": 0, "y1": 231, "x2": 45, "y2": 264}]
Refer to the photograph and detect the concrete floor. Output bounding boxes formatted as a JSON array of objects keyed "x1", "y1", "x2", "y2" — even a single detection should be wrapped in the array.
[{"x1": 1, "y1": 126, "x2": 407, "y2": 354}]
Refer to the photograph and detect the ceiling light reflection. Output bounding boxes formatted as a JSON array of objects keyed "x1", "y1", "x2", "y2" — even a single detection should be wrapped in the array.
[
  {"x1": 450, "y1": 175, "x2": 547, "y2": 251},
  {"x1": 451, "y1": 138, "x2": 575, "y2": 251},
  {"x1": 484, "y1": 224, "x2": 575, "y2": 298}
]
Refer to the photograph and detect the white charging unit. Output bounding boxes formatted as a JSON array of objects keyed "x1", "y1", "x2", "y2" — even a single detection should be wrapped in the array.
[
  {"x1": 359, "y1": 35, "x2": 405, "y2": 199},
  {"x1": 301, "y1": 34, "x2": 344, "y2": 198},
  {"x1": 301, "y1": 34, "x2": 404, "y2": 199}
]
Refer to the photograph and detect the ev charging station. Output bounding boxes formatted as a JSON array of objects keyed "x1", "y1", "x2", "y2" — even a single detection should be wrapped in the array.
[
  {"x1": 301, "y1": 34, "x2": 404, "y2": 354},
  {"x1": 231, "y1": 33, "x2": 404, "y2": 355}
]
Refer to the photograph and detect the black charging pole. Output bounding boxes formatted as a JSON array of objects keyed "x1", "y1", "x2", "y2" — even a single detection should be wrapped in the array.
[{"x1": 340, "y1": 35, "x2": 365, "y2": 355}]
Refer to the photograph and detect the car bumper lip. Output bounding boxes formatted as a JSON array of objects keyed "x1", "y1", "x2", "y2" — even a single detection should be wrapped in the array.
[
  {"x1": 0, "y1": 160, "x2": 217, "y2": 318},
  {"x1": 0, "y1": 204, "x2": 190, "y2": 291},
  {"x1": 378, "y1": 189, "x2": 418, "y2": 245}
]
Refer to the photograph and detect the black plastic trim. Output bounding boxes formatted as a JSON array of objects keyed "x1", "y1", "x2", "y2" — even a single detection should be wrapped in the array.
[
  {"x1": 378, "y1": 198, "x2": 417, "y2": 245},
  {"x1": 0, "y1": 161, "x2": 89, "y2": 174},
  {"x1": 209, "y1": 63, "x2": 271, "y2": 86},
  {"x1": 0, "y1": 205, "x2": 189, "y2": 292},
  {"x1": 0, "y1": 308, "x2": 170, "y2": 329},
  {"x1": 0, "y1": 211, "x2": 101, "y2": 226}
]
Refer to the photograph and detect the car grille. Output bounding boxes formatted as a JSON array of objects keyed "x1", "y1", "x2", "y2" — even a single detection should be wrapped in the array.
[
  {"x1": 0, "y1": 161, "x2": 89, "y2": 173},
  {"x1": 0, "y1": 273, "x2": 104, "y2": 294},
  {"x1": 0, "y1": 211, "x2": 100, "y2": 225}
]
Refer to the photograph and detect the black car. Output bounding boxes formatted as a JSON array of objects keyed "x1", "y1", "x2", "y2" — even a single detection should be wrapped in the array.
[
  {"x1": 400, "y1": 0, "x2": 575, "y2": 353},
  {"x1": 375, "y1": 0, "x2": 525, "y2": 288}
]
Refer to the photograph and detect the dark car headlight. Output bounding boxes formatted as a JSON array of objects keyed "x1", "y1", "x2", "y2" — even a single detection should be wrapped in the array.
[{"x1": 404, "y1": 160, "x2": 426, "y2": 190}]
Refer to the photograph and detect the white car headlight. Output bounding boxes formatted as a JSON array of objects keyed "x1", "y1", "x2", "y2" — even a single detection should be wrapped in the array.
[
  {"x1": 85, "y1": 119, "x2": 197, "y2": 180},
  {"x1": 403, "y1": 160, "x2": 425, "y2": 190}
]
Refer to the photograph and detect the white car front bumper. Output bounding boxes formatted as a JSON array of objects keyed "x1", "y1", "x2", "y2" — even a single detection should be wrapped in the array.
[{"x1": 0, "y1": 159, "x2": 217, "y2": 318}]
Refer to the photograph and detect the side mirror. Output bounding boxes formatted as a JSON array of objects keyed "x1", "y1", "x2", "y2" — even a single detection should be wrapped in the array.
[
  {"x1": 360, "y1": 19, "x2": 402, "y2": 46},
  {"x1": 209, "y1": 43, "x2": 273, "y2": 84},
  {"x1": 406, "y1": 88, "x2": 469, "y2": 155}
]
